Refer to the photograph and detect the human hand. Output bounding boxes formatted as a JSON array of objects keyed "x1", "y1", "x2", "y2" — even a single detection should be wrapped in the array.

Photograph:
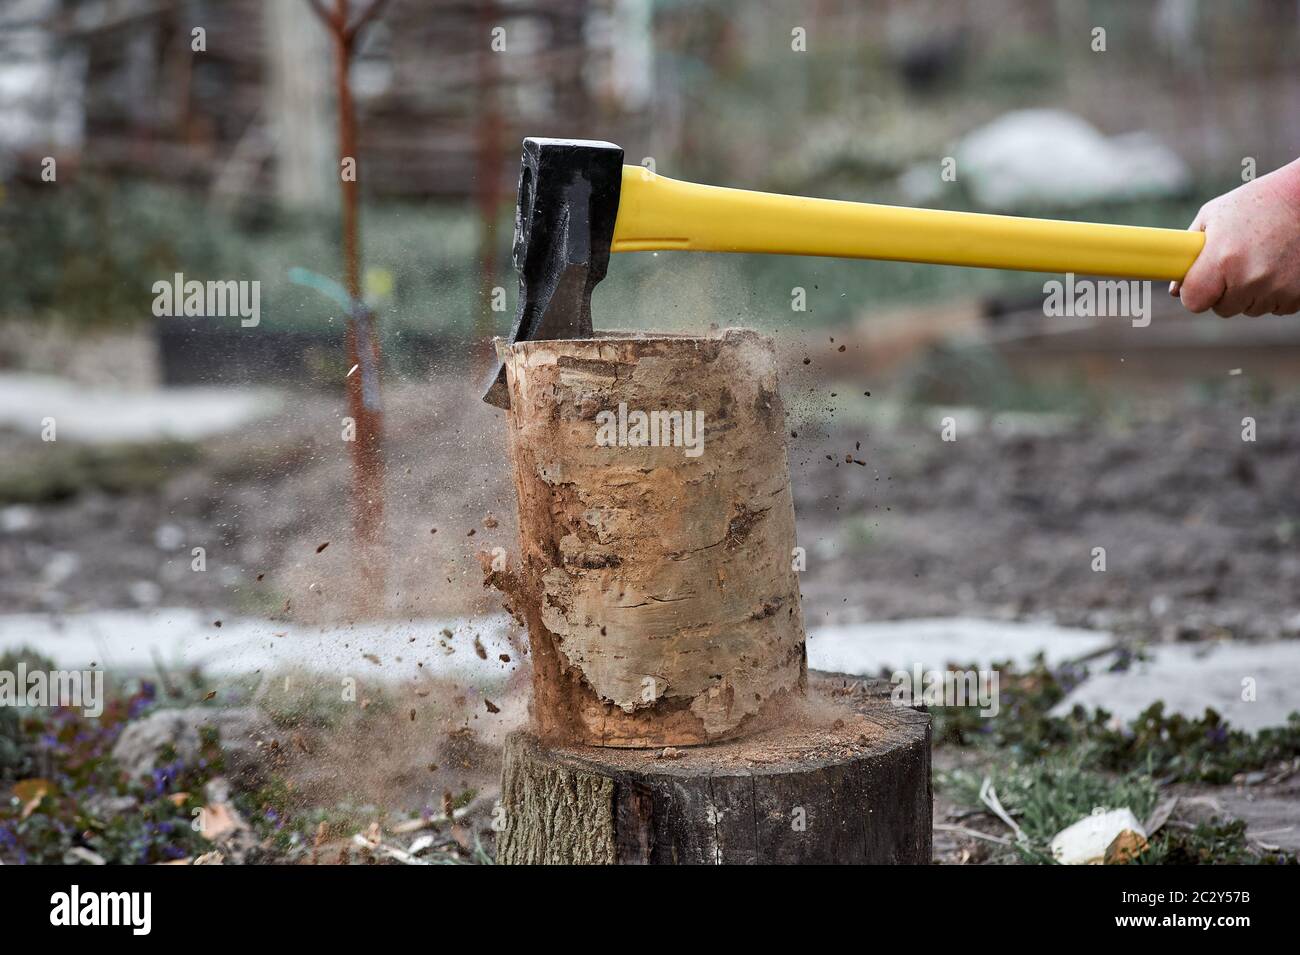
[{"x1": 1171, "y1": 158, "x2": 1300, "y2": 317}]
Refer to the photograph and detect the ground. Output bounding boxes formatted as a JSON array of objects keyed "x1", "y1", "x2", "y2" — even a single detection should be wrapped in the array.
[{"x1": 1, "y1": 323, "x2": 1298, "y2": 863}]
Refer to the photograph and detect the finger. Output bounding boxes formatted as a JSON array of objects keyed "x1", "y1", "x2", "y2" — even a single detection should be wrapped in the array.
[
  {"x1": 1274, "y1": 297, "x2": 1300, "y2": 316},
  {"x1": 1245, "y1": 283, "x2": 1288, "y2": 316},
  {"x1": 1177, "y1": 260, "x2": 1225, "y2": 313},
  {"x1": 1174, "y1": 209, "x2": 1215, "y2": 309},
  {"x1": 1213, "y1": 287, "x2": 1254, "y2": 318},
  {"x1": 1244, "y1": 297, "x2": 1272, "y2": 317}
]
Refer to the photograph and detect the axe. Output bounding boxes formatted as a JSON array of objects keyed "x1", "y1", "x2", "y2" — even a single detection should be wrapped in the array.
[{"x1": 483, "y1": 137, "x2": 1205, "y2": 407}]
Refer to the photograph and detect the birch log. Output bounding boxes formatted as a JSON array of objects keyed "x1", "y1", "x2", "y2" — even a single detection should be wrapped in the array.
[{"x1": 497, "y1": 329, "x2": 807, "y2": 747}]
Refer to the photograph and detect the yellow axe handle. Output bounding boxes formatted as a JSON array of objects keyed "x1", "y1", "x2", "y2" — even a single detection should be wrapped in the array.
[{"x1": 612, "y1": 167, "x2": 1204, "y2": 281}]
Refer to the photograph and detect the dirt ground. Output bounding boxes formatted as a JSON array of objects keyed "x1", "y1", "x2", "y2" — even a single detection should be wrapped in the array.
[
  {"x1": 785, "y1": 385, "x2": 1300, "y2": 645},
  {"x1": 5, "y1": 346, "x2": 1298, "y2": 647},
  {"x1": 3, "y1": 326, "x2": 1299, "y2": 861}
]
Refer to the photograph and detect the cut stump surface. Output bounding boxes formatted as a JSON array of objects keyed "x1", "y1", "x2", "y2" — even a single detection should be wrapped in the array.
[{"x1": 496, "y1": 674, "x2": 932, "y2": 864}]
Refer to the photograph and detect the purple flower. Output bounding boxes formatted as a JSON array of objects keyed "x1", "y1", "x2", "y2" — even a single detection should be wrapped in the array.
[
  {"x1": 150, "y1": 762, "x2": 183, "y2": 796},
  {"x1": 128, "y1": 683, "x2": 157, "y2": 719}
]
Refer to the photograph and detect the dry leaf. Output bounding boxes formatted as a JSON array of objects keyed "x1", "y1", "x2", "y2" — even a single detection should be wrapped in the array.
[
  {"x1": 199, "y1": 803, "x2": 245, "y2": 842},
  {"x1": 1104, "y1": 829, "x2": 1149, "y2": 865},
  {"x1": 1143, "y1": 796, "x2": 1179, "y2": 837},
  {"x1": 14, "y1": 779, "x2": 51, "y2": 819}
]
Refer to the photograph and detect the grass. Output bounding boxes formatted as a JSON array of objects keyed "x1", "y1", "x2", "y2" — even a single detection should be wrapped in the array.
[
  {"x1": 930, "y1": 655, "x2": 1300, "y2": 785},
  {"x1": 0, "y1": 681, "x2": 216, "y2": 864},
  {"x1": 931, "y1": 656, "x2": 1300, "y2": 864},
  {"x1": 939, "y1": 758, "x2": 1294, "y2": 865},
  {"x1": 0, "y1": 440, "x2": 200, "y2": 505},
  {"x1": 0, "y1": 654, "x2": 487, "y2": 865},
  {"x1": 1142, "y1": 818, "x2": 1284, "y2": 865},
  {"x1": 940, "y1": 758, "x2": 1158, "y2": 863},
  {"x1": 0, "y1": 178, "x2": 483, "y2": 340},
  {"x1": 0, "y1": 647, "x2": 57, "y2": 782},
  {"x1": 5, "y1": 639, "x2": 1297, "y2": 864}
]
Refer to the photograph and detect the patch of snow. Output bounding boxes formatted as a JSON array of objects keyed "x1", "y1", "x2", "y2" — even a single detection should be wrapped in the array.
[
  {"x1": 807, "y1": 616, "x2": 1113, "y2": 674},
  {"x1": 0, "y1": 374, "x2": 278, "y2": 443},
  {"x1": 1051, "y1": 641, "x2": 1300, "y2": 733},
  {"x1": 955, "y1": 109, "x2": 1190, "y2": 211},
  {"x1": 1, "y1": 505, "x2": 37, "y2": 532},
  {"x1": 0, "y1": 609, "x2": 518, "y2": 685}
]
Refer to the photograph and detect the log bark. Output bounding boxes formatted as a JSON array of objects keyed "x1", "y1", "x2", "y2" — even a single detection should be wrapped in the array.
[
  {"x1": 497, "y1": 329, "x2": 806, "y2": 747},
  {"x1": 496, "y1": 675, "x2": 933, "y2": 865}
]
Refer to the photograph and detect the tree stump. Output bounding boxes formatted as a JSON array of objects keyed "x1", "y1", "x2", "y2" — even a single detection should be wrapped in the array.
[
  {"x1": 495, "y1": 674, "x2": 933, "y2": 865},
  {"x1": 495, "y1": 329, "x2": 806, "y2": 747}
]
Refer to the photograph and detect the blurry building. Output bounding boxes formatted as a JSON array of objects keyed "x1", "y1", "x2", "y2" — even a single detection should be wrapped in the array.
[{"x1": 2, "y1": 0, "x2": 653, "y2": 205}]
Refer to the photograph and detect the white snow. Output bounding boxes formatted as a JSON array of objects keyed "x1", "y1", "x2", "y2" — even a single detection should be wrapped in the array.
[
  {"x1": 806, "y1": 616, "x2": 1114, "y2": 674},
  {"x1": 954, "y1": 109, "x2": 1190, "y2": 210},
  {"x1": 0, "y1": 608, "x2": 518, "y2": 685},
  {"x1": 1051, "y1": 640, "x2": 1300, "y2": 733},
  {"x1": 9, "y1": 607, "x2": 1297, "y2": 733},
  {"x1": 0, "y1": 373, "x2": 277, "y2": 443}
]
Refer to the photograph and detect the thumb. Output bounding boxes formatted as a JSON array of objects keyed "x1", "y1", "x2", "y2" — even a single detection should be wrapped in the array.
[{"x1": 1171, "y1": 207, "x2": 1209, "y2": 297}]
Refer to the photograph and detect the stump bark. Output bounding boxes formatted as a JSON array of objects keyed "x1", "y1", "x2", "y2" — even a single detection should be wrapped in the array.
[
  {"x1": 496, "y1": 329, "x2": 806, "y2": 747},
  {"x1": 496, "y1": 674, "x2": 932, "y2": 865}
]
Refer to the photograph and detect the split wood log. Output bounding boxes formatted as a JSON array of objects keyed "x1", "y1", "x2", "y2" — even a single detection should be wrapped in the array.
[
  {"x1": 495, "y1": 674, "x2": 933, "y2": 864},
  {"x1": 495, "y1": 329, "x2": 807, "y2": 747}
]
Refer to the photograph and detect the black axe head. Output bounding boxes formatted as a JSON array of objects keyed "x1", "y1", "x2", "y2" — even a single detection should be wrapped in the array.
[{"x1": 482, "y1": 137, "x2": 624, "y2": 408}]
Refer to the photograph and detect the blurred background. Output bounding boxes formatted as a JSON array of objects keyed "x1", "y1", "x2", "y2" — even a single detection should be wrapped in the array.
[
  {"x1": 1, "y1": 0, "x2": 1299, "y2": 865},
  {"x1": 4, "y1": 0, "x2": 1299, "y2": 361}
]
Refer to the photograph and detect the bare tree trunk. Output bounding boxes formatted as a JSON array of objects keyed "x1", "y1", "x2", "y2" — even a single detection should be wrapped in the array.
[{"x1": 309, "y1": 0, "x2": 389, "y2": 597}]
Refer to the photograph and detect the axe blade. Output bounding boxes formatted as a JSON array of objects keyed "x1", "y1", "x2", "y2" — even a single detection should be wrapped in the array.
[{"x1": 482, "y1": 137, "x2": 624, "y2": 408}]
